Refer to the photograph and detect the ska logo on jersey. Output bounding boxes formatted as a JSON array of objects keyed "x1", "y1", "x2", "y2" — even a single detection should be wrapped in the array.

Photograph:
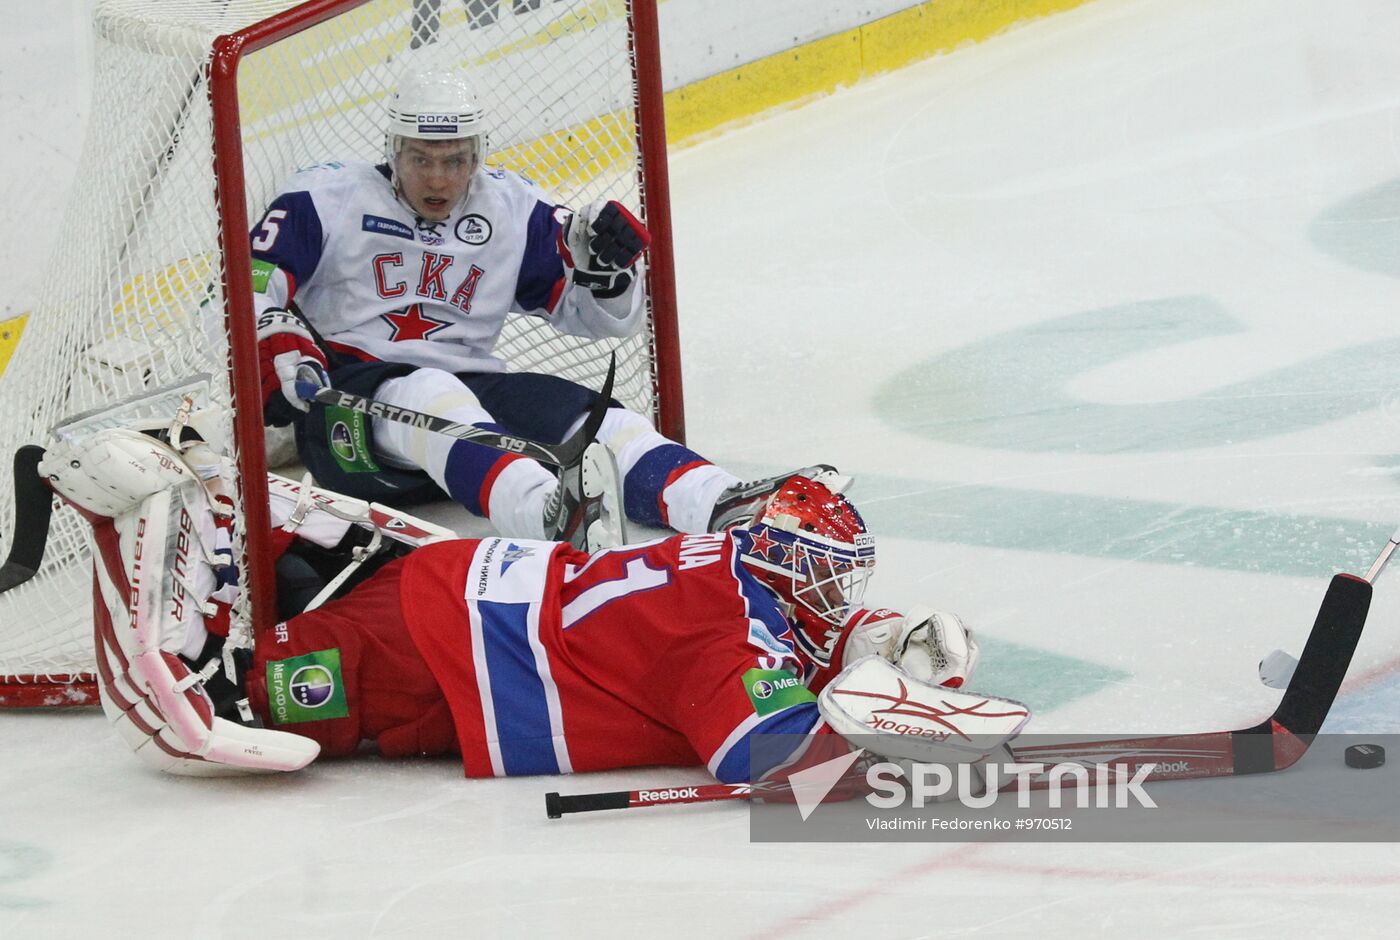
[
  {"x1": 455, "y1": 214, "x2": 492, "y2": 245},
  {"x1": 382, "y1": 303, "x2": 451, "y2": 341}
]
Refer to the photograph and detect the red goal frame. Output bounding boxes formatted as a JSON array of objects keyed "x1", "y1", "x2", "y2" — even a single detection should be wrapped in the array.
[{"x1": 1, "y1": 0, "x2": 682, "y2": 706}]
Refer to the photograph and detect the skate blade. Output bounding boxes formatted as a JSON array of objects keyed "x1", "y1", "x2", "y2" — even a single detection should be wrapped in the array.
[{"x1": 580, "y1": 442, "x2": 627, "y2": 551}]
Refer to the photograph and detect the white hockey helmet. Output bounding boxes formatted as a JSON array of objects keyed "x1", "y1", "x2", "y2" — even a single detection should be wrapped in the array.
[{"x1": 383, "y1": 67, "x2": 489, "y2": 175}]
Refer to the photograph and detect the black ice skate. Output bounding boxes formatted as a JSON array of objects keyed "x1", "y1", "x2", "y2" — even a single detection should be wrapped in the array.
[{"x1": 707, "y1": 464, "x2": 838, "y2": 532}]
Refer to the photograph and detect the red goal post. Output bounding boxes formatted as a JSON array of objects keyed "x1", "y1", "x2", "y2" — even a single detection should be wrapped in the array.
[{"x1": 0, "y1": 0, "x2": 683, "y2": 706}]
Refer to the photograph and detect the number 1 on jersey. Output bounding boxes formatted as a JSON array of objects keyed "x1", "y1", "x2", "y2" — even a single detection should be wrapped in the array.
[{"x1": 561, "y1": 557, "x2": 670, "y2": 630}]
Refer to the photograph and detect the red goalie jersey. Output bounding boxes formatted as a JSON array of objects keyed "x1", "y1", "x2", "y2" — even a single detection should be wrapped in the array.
[{"x1": 248, "y1": 531, "x2": 859, "y2": 782}]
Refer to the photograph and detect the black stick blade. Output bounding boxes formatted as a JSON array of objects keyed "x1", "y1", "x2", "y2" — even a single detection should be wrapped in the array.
[
  {"x1": 0, "y1": 446, "x2": 54, "y2": 594},
  {"x1": 554, "y1": 352, "x2": 617, "y2": 469},
  {"x1": 544, "y1": 788, "x2": 632, "y2": 818},
  {"x1": 1271, "y1": 572, "x2": 1371, "y2": 737}
]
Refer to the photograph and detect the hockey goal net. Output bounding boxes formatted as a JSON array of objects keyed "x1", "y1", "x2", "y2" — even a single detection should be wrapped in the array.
[{"x1": 0, "y1": 0, "x2": 680, "y2": 706}]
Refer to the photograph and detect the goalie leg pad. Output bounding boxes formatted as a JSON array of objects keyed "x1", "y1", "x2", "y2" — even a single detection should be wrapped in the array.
[{"x1": 62, "y1": 439, "x2": 320, "y2": 775}]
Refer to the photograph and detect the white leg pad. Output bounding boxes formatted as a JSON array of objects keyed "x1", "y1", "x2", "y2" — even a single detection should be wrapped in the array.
[{"x1": 53, "y1": 431, "x2": 320, "y2": 776}]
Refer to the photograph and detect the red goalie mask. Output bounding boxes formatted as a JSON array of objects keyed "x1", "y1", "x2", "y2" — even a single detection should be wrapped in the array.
[{"x1": 736, "y1": 473, "x2": 875, "y2": 667}]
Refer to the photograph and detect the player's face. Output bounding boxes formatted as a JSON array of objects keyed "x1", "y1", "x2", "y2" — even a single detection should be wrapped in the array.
[
  {"x1": 794, "y1": 551, "x2": 871, "y2": 626},
  {"x1": 395, "y1": 138, "x2": 479, "y2": 221}
]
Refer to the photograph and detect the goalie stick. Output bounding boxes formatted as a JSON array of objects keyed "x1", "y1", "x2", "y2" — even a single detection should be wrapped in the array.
[
  {"x1": 0, "y1": 444, "x2": 98, "y2": 705},
  {"x1": 296, "y1": 353, "x2": 617, "y2": 470},
  {"x1": 544, "y1": 523, "x2": 1398, "y2": 817},
  {"x1": 0, "y1": 446, "x2": 55, "y2": 593}
]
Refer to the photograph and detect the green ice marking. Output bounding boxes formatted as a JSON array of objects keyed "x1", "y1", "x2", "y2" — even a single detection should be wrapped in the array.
[
  {"x1": 971, "y1": 636, "x2": 1129, "y2": 714},
  {"x1": 851, "y1": 471, "x2": 1392, "y2": 579},
  {"x1": 874, "y1": 296, "x2": 1400, "y2": 453},
  {"x1": 0, "y1": 842, "x2": 50, "y2": 910},
  {"x1": 848, "y1": 481, "x2": 1387, "y2": 714},
  {"x1": 724, "y1": 460, "x2": 1390, "y2": 577},
  {"x1": 1310, "y1": 176, "x2": 1400, "y2": 279}
]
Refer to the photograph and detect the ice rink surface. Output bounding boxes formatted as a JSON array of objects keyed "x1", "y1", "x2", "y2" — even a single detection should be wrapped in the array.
[{"x1": 6, "y1": 0, "x2": 1400, "y2": 934}]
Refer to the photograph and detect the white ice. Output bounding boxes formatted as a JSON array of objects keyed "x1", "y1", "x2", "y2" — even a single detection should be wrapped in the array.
[{"x1": 6, "y1": 0, "x2": 1400, "y2": 934}]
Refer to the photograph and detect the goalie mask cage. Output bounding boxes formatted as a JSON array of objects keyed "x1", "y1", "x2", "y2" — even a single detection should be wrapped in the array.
[{"x1": 0, "y1": 0, "x2": 681, "y2": 706}]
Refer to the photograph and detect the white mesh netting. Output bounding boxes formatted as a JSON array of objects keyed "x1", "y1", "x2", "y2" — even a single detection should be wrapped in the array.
[{"x1": 0, "y1": 0, "x2": 664, "y2": 699}]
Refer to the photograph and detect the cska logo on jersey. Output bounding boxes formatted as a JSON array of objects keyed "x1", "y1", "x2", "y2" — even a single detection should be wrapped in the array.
[{"x1": 382, "y1": 303, "x2": 451, "y2": 342}]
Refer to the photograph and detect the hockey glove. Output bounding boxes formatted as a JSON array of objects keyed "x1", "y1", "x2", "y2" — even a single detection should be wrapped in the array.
[
  {"x1": 842, "y1": 607, "x2": 980, "y2": 688},
  {"x1": 562, "y1": 199, "x2": 651, "y2": 299},
  {"x1": 257, "y1": 307, "x2": 330, "y2": 425}
]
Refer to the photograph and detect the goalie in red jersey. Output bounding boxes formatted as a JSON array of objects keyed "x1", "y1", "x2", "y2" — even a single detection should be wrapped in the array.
[{"x1": 39, "y1": 419, "x2": 1019, "y2": 783}]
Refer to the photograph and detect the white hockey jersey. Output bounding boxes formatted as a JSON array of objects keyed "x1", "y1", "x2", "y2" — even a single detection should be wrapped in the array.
[{"x1": 250, "y1": 161, "x2": 645, "y2": 373}]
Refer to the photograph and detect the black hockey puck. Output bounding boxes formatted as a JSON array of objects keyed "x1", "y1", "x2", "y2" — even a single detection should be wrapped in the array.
[{"x1": 1344, "y1": 743, "x2": 1385, "y2": 769}]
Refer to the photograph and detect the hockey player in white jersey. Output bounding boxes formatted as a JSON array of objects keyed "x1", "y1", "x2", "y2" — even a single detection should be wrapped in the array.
[{"x1": 254, "y1": 66, "x2": 828, "y2": 547}]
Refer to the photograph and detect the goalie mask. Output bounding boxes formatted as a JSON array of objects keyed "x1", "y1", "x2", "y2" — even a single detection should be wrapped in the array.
[
  {"x1": 384, "y1": 68, "x2": 489, "y2": 220},
  {"x1": 736, "y1": 473, "x2": 875, "y2": 667}
]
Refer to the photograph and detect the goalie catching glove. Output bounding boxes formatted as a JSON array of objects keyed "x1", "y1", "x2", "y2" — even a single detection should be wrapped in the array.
[
  {"x1": 257, "y1": 306, "x2": 330, "y2": 426},
  {"x1": 561, "y1": 199, "x2": 650, "y2": 299},
  {"x1": 39, "y1": 427, "x2": 320, "y2": 776},
  {"x1": 840, "y1": 606, "x2": 981, "y2": 689}
]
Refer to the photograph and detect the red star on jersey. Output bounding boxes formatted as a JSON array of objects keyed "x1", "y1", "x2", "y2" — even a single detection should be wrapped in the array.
[{"x1": 382, "y1": 303, "x2": 450, "y2": 342}]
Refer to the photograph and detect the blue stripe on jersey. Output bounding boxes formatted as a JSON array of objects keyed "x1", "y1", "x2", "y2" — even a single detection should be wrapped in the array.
[
  {"x1": 713, "y1": 703, "x2": 822, "y2": 784},
  {"x1": 477, "y1": 600, "x2": 561, "y2": 775},
  {"x1": 515, "y1": 200, "x2": 567, "y2": 313},
  {"x1": 442, "y1": 425, "x2": 512, "y2": 516},
  {"x1": 251, "y1": 191, "x2": 323, "y2": 290},
  {"x1": 731, "y1": 547, "x2": 799, "y2": 664},
  {"x1": 622, "y1": 442, "x2": 707, "y2": 527}
]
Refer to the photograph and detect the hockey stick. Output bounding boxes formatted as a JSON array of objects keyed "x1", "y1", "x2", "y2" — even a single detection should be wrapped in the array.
[
  {"x1": 546, "y1": 782, "x2": 779, "y2": 818},
  {"x1": 1011, "y1": 573, "x2": 1376, "y2": 784},
  {"x1": 1012, "y1": 522, "x2": 1396, "y2": 782},
  {"x1": 3, "y1": 353, "x2": 613, "y2": 593},
  {"x1": 296, "y1": 353, "x2": 616, "y2": 469},
  {"x1": 544, "y1": 524, "x2": 1397, "y2": 817},
  {"x1": 0, "y1": 446, "x2": 56, "y2": 594}
]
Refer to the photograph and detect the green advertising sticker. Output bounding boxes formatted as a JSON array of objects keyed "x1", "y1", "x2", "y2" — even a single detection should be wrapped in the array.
[
  {"x1": 742, "y1": 668, "x2": 814, "y2": 717},
  {"x1": 266, "y1": 649, "x2": 349, "y2": 724},
  {"x1": 325, "y1": 405, "x2": 380, "y2": 474},
  {"x1": 250, "y1": 258, "x2": 277, "y2": 294}
]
